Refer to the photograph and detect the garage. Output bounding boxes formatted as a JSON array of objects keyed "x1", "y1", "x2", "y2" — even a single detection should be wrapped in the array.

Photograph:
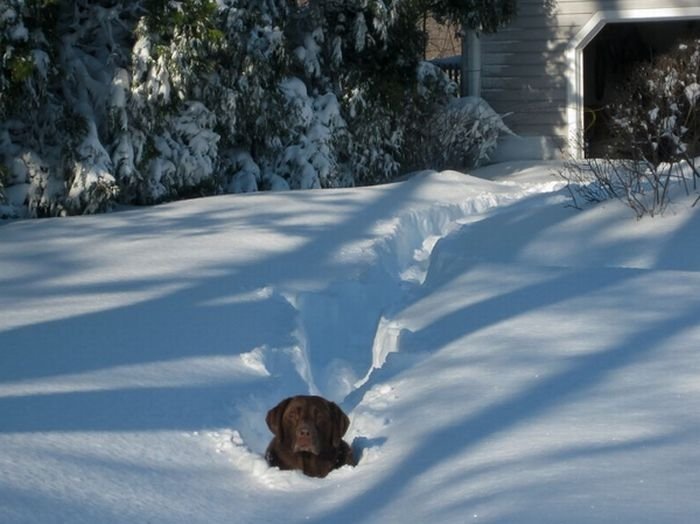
[{"x1": 583, "y1": 19, "x2": 700, "y2": 157}]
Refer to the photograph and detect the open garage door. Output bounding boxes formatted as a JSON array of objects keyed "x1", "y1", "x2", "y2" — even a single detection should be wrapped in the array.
[{"x1": 583, "y1": 19, "x2": 700, "y2": 157}]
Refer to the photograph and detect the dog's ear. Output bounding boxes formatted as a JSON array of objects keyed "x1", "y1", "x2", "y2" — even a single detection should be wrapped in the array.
[
  {"x1": 266, "y1": 398, "x2": 292, "y2": 440},
  {"x1": 327, "y1": 401, "x2": 350, "y2": 447}
]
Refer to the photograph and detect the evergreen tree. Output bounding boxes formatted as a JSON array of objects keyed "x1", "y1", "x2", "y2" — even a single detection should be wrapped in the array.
[
  {"x1": 428, "y1": 0, "x2": 517, "y2": 32},
  {"x1": 1, "y1": 0, "x2": 68, "y2": 217},
  {"x1": 120, "y1": 0, "x2": 224, "y2": 202},
  {"x1": 0, "y1": 0, "x2": 511, "y2": 217}
]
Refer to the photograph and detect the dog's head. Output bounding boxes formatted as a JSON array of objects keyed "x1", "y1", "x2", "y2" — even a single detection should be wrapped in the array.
[{"x1": 266, "y1": 395, "x2": 350, "y2": 455}]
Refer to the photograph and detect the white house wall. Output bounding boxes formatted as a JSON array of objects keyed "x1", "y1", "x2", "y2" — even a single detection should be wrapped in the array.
[{"x1": 481, "y1": 0, "x2": 700, "y2": 157}]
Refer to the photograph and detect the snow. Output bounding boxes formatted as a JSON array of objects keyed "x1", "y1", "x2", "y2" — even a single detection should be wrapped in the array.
[
  {"x1": 684, "y1": 83, "x2": 700, "y2": 107},
  {"x1": 1, "y1": 161, "x2": 700, "y2": 523}
]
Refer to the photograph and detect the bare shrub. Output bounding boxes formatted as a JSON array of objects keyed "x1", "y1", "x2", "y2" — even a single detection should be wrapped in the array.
[{"x1": 557, "y1": 155, "x2": 699, "y2": 219}]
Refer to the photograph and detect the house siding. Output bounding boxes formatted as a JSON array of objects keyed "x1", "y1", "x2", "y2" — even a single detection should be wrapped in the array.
[{"x1": 481, "y1": 0, "x2": 700, "y2": 155}]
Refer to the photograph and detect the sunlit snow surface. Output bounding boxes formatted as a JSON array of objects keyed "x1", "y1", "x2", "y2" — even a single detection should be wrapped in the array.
[{"x1": 1, "y1": 162, "x2": 699, "y2": 523}]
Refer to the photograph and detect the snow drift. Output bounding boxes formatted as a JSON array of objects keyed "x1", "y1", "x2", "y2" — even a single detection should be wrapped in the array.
[{"x1": 1, "y1": 161, "x2": 699, "y2": 523}]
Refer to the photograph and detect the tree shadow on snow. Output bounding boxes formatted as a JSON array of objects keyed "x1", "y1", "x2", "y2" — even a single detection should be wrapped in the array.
[
  {"x1": 0, "y1": 178, "x2": 425, "y2": 435},
  {"x1": 307, "y1": 267, "x2": 700, "y2": 523}
]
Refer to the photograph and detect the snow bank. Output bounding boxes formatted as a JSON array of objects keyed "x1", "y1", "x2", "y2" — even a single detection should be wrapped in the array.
[{"x1": 2, "y1": 162, "x2": 700, "y2": 523}]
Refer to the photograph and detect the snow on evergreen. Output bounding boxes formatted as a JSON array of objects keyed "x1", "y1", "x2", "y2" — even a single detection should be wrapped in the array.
[
  {"x1": 427, "y1": 96, "x2": 513, "y2": 170},
  {"x1": 0, "y1": 0, "x2": 512, "y2": 217}
]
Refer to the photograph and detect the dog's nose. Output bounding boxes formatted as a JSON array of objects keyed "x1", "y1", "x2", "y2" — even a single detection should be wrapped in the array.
[{"x1": 298, "y1": 425, "x2": 311, "y2": 438}]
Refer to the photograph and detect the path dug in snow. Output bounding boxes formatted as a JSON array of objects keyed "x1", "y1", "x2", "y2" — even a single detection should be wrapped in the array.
[{"x1": 1, "y1": 162, "x2": 699, "y2": 523}]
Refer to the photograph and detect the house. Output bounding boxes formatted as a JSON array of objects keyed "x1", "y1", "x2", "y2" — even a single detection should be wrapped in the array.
[{"x1": 476, "y1": 1, "x2": 700, "y2": 159}]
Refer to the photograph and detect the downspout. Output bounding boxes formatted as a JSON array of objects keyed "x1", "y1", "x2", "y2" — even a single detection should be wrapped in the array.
[{"x1": 460, "y1": 26, "x2": 481, "y2": 97}]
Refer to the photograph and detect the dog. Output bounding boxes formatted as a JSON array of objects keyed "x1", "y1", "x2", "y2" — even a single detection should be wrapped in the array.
[{"x1": 265, "y1": 395, "x2": 356, "y2": 478}]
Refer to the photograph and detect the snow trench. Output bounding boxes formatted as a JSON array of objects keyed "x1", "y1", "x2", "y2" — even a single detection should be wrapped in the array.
[
  {"x1": 284, "y1": 193, "x2": 519, "y2": 400},
  {"x1": 217, "y1": 177, "x2": 564, "y2": 467}
]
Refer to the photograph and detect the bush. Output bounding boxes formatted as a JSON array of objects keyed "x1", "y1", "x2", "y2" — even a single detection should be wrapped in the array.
[
  {"x1": 420, "y1": 95, "x2": 510, "y2": 171},
  {"x1": 557, "y1": 156, "x2": 699, "y2": 218},
  {"x1": 607, "y1": 38, "x2": 700, "y2": 164}
]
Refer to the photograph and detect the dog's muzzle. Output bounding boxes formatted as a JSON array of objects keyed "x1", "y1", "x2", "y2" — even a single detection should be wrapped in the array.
[{"x1": 293, "y1": 423, "x2": 319, "y2": 454}]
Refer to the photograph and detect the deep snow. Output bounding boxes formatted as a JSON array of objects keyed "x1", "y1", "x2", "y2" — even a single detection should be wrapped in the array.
[{"x1": 1, "y1": 161, "x2": 699, "y2": 523}]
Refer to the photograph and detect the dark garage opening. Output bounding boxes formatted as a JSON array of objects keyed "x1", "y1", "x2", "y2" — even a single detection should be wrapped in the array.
[{"x1": 583, "y1": 19, "x2": 700, "y2": 157}]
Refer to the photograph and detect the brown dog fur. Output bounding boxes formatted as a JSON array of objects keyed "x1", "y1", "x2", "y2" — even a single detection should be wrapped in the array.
[{"x1": 265, "y1": 395, "x2": 356, "y2": 478}]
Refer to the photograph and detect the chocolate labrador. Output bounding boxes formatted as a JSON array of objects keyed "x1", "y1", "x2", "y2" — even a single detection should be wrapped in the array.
[{"x1": 265, "y1": 395, "x2": 356, "y2": 478}]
